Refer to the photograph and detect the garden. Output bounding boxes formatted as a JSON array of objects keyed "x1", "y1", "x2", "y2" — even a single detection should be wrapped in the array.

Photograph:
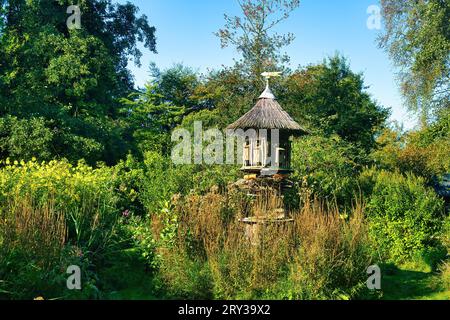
[{"x1": 0, "y1": 0, "x2": 449, "y2": 300}]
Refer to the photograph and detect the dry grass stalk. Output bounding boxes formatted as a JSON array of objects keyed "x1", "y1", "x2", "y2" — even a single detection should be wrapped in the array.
[
  {"x1": 1, "y1": 196, "x2": 67, "y2": 267},
  {"x1": 154, "y1": 191, "x2": 371, "y2": 299}
]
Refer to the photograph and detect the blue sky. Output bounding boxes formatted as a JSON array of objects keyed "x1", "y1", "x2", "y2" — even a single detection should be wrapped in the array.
[{"x1": 124, "y1": 0, "x2": 418, "y2": 129}]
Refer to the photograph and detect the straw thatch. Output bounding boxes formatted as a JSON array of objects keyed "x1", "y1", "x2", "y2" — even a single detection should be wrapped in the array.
[{"x1": 227, "y1": 87, "x2": 308, "y2": 134}]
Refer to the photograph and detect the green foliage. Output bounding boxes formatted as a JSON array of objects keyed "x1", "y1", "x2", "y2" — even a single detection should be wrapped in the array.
[
  {"x1": 379, "y1": 262, "x2": 450, "y2": 300},
  {"x1": 0, "y1": 0, "x2": 447, "y2": 302},
  {"x1": 118, "y1": 64, "x2": 217, "y2": 157},
  {"x1": 149, "y1": 63, "x2": 211, "y2": 113},
  {"x1": 156, "y1": 250, "x2": 213, "y2": 299},
  {"x1": 136, "y1": 152, "x2": 185, "y2": 215},
  {"x1": 127, "y1": 217, "x2": 159, "y2": 270},
  {"x1": 216, "y1": 0, "x2": 300, "y2": 78},
  {"x1": 0, "y1": 116, "x2": 53, "y2": 161},
  {"x1": 115, "y1": 152, "x2": 240, "y2": 216},
  {"x1": 438, "y1": 261, "x2": 450, "y2": 292},
  {"x1": 0, "y1": 159, "x2": 120, "y2": 252},
  {"x1": 379, "y1": 0, "x2": 450, "y2": 121},
  {"x1": 0, "y1": 159, "x2": 123, "y2": 299},
  {"x1": 0, "y1": 0, "x2": 157, "y2": 164},
  {"x1": 0, "y1": 242, "x2": 99, "y2": 300},
  {"x1": 371, "y1": 111, "x2": 450, "y2": 181},
  {"x1": 291, "y1": 135, "x2": 364, "y2": 206},
  {"x1": 442, "y1": 214, "x2": 450, "y2": 251},
  {"x1": 361, "y1": 169, "x2": 445, "y2": 262},
  {"x1": 121, "y1": 83, "x2": 185, "y2": 155},
  {"x1": 282, "y1": 55, "x2": 389, "y2": 151}
]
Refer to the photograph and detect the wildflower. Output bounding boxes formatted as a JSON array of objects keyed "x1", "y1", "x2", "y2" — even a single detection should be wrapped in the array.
[{"x1": 122, "y1": 209, "x2": 130, "y2": 218}]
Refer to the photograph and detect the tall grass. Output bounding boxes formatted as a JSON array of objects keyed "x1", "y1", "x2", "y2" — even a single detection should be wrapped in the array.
[
  {"x1": 0, "y1": 159, "x2": 121, "y2": 299},
  {"x1": 0, "y1": 159, "x2": 120, "y2": 254},
  {"x1": 152, "y1": 190, "x2": 373, "y2": 300},
  {"x1": 0, "y1": 197, "x2": 70, "y2": 299},
  {"x1": 1, "y1": 197, "x2": 67, "y2": 268}
]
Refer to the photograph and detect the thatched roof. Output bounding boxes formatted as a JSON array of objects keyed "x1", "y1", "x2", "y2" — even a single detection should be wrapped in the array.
[{"x1": 227, "y1": 85, "x2": 308, "y2": 134}]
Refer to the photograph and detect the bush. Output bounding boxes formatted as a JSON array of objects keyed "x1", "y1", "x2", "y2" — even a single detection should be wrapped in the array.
[
  {"x1": 438, "y1": 261, "x2": 450, "y2": 291},
  {"x1": 115, "y1": 152, "x2": 240, "y2": 217},
  {"x1": 0, "y1": 197, "x2": 99, "y2": 299},
  {"x1": 291, "y1": 135, "x2": 364, "y2": 207},
  {"x1": 0, "y1": 159, "x2": 119, "y2": 252},
  {"x1": 438, "y1": 215, "x2": 450, "y2": 291},
  {"x1": 361, "y1": 169, "x2": 445, "y2": 262},
  {"x1": 371, "y1": 113, "x2": 450, "y2": 182},
  {"x1": 442, "y1": 214, "x2": 450, "y2": 251}
]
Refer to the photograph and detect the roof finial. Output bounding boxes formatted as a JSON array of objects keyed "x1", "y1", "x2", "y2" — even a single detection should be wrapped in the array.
[{"x1": 259, "y1": 71, "x2": 281, "y2": 99}]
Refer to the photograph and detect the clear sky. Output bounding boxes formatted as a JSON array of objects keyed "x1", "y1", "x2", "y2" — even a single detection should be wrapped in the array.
[{"x1": 123, "y1": 0, "x2": 419, "y2": 130}]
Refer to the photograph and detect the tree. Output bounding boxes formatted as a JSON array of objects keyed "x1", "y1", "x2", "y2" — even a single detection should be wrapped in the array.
[
  {"x1": 179, "y1": 55, "x2": 388, "y2": 154},
  {"x1": 0, "y1": 0, "x2": 157, "y2": 164},
  {"x1": 0, "y1": 116, "x2": 53, "y2": 161},
  {"x1": 119, "y1": 64, "x2": 220, "y2": 155},
  {"x1": 216, "y1": 0, "x2": 300, "y2": 80},
  {"x1": 187, "y1": 66, "x2": 257, "y2": 128},
  {"x1": 379, "y1": 0, "x2": 450, "y2": 125},
  {"x1": 282, "y1": 55, "x2": 390, "y2": 152},
  {"x1": 120, "y1": 83, "x2": 185, "y2": 155},
  {"x1": 0, "y1": 1, "x2": 5, "y2": 35},
  {"x1": 148, "y1": 63, "x2": 213, "y2": 114}
]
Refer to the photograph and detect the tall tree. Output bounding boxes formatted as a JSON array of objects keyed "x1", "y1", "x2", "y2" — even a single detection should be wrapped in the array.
[
  {"x1": 148, "y1": 63, "x2": 213, "y2": 114},
  {"x1": 120, "y1": 82, "x2": 185, "y2": 155},
  {"x1": 0, "y1": 0, "x2": 157, "y2": 164},
  {"x1": 379, "y1": 0, "x2": 450, "y2": 125},
  {"x1": 216, "y1": 0, "x2": 300, "y2": 80},
  {"x1": 282, "y1": 55, "x2": 390, "y2": 152}
]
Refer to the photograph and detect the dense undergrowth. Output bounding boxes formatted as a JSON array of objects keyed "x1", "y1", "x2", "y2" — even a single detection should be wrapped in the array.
[{"x1": 0, "y1": 140, "x2": 448, "y2": 299}]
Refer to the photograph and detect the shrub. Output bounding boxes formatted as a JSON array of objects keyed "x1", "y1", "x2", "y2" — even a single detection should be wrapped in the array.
[
  {"x1": 115, "y1": 152, "x2": 240, "y2": 217},
  {"x1": 127, "y1": 217, "x2": 159, "y2": 269},
  {"x1": 291, "y1": 135, "x2": 364, "y2": 207},
  {"x1": 371, "y1": 113, "x2": 450, "y2": 182},
  {"x1": 438, "y1": 261, "x2": 450, "y2": 291},
  {"x1": 361, "y1": 169, "x2": 445, "y2": 262},
  {"x1": 438, "y1": 215, "x2": 450, "y2": 290},
  {"x1": 442, "y1": 214, "x2": 450, "y2": 251}
]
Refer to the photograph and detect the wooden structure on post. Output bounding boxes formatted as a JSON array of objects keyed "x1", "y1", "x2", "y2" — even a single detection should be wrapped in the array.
[
  {"x1": 227, "y1": 72, "x2": 308, "y2": 177},
  {"x1": 227, "y1": 72, "x2": 308, "y2": 243}
]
